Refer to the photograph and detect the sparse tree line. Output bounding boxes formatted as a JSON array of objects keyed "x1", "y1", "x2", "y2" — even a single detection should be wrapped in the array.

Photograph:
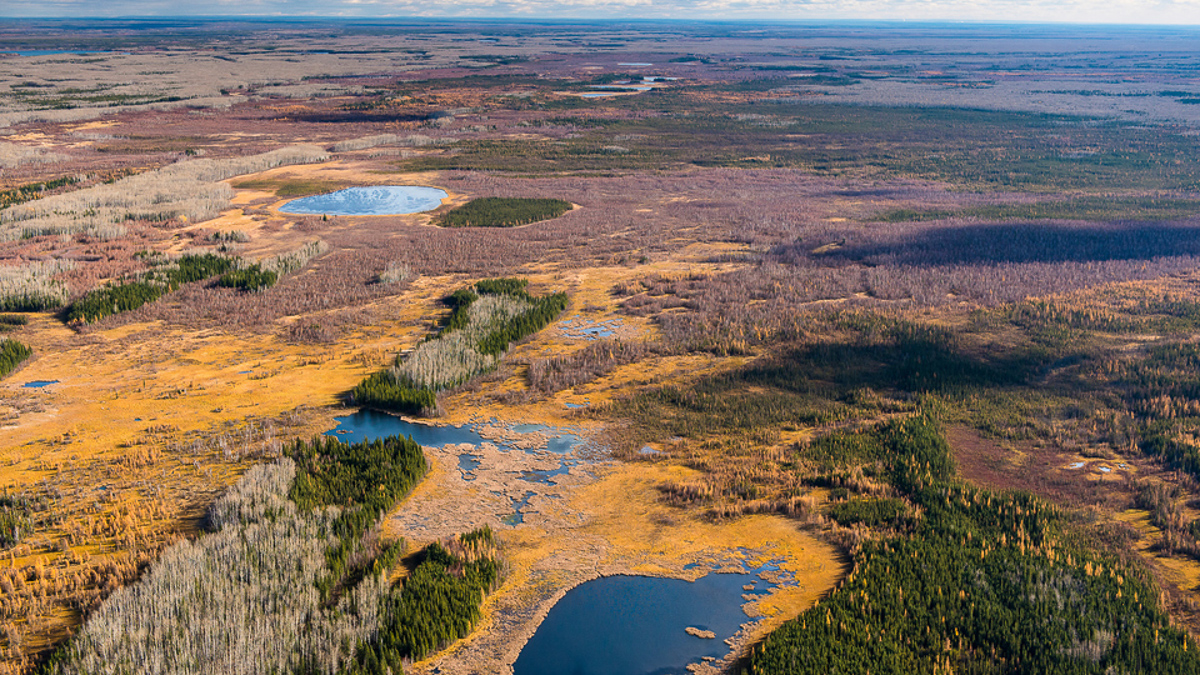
[
  {"x1": 436, "y1": 197, "x2": 572, "y2": 229},
  {"x1": 1131, "y1": 480, "x2": 1200, "y2": 559},
  {"x1": 0, "y1": 142, "x2": 68, "y2": 171},
  {"x1": 215, "y1": 264, "x2": 277, "y2": 292},
  {"x1": 0, "y1": 496, "x2": 32, "y2": 548},
  {"x1": 0, "y1": 176, "x2": 80, "y2": 210},
  {"x1": 328, "y1": 133, "x2": 448, "y2": 153},
  {"x1": 527, "y1": 339, "x2": 652, "y2": 395},
  {"x1": 64, "y1": 242, "x2": 327, "y2": 324},
  {"x1": 0, "y1": 259, "x2": 74, "y2": 312},
  {"x1": 43, "y1": 433, "x2": 501, "y2": 675},
  {"x1": 64, "y1": 253, "x2": 234, "y2": 325},
  {"x1": 0, "y1": 314, "x2": 27, "y2": 333},
  {"x1": 352, "y1": 278, "x2": 567, "y2": 416},
  {"x1": 0, "y1": 146, "x2": 328, "y2": 241}
]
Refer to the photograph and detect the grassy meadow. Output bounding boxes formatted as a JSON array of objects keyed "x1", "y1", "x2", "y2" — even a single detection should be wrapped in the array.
[{"x1": 6, "y1": 18, "x2": 1200, "y2": 675}]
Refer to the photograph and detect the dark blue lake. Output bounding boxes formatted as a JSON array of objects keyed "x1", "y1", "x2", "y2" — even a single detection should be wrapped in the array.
[
  {"x1": 325, "y1": 408, "x2": 582, "y2": 454},
  {"x1": 513, "y1": 572, "x2": 769, "y2": 675},
  {"x1": 279, "y1": 186, "x2": 447, "y2": 216},
  {"x1": 325, "y1": 409, "x2": 488, "y2": 447},
  {"x1": 23, "y1": 380, "x2": 58, "y2": 388}
]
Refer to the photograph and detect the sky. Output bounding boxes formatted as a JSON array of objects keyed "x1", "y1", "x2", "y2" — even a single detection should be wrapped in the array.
[{"x1": 6, "y1": 0, "x2": 1200, "y2": 26}]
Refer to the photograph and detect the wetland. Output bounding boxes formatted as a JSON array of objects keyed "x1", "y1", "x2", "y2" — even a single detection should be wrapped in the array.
[
  {"x1": 4, "y1": 17, "x2": 1200, "y2": 675},
  {"x1": 278, "y1": 185, "x2": 448, "y2": 216}
]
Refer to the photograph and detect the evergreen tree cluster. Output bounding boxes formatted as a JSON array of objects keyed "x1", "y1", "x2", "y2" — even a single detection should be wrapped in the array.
[
  {"x1": 751, "y1": 417, "x2": 1200, "y2": 675},
  {"x1": 0, "y1": 314, "x2": 27, "y2": 333},
  {"x1": 65, "y1": 280, "x2": 167, "y2": 324},
  {"x1": 217, "y1": 263, "x2": 278, "y2": 292},
  {"x1": 473, "y1": 278, "x2": 529, "y2": 297},
  {"x1": 288, "y1": 434, "x2": 428, "y2": 598},
  {"x1": 0, "y1": 289, "x2": 63, "y2": 312},
  {"x1": 170, "y1": 253, "x2": 236, "y2": 284},
  {"x1": 0, "y1": 259, "x2": 72, "y2": 311},
  {"x1": 436, "y1": 197, "x2": 572, "y2": 228},
  {"x1": 443, "y1": 288, "x2": 479, "y2": 331},
  {"x1": 45, "y1": 434, "x2": 502, "y2": 675},
  {"x1": 349, "y1": 371, "x2": 439, "y2": 417},
  {"x1": 0, "y1": 338, "x2": 32, "y2": 378},
  {"x1": 477, "y1": 291, "x2": 567, "y2": 356},
  {"x1": 65, "y1": 253, "x2": 235, "y2": 324},
  {"x1": 1140, "y1": 429, "x2": 1200, "y2": 485},
  {"x1": 352, "y1": 278, "x2": 567, "y2": 416},
  {"x1": 827, "y1": 497, "x2": 910, "y2": 529},
  {"x1": 344, "y1": 531, "x2": 501, "y2": 675}
]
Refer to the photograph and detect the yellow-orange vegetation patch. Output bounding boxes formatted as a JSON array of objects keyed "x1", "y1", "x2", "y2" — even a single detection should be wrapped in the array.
[
  {"x1": 409, "y1": 459, "x2": 845, "y2": 674},
  {"x1": 1158, "y1": 555, "x2": 1200, "y2": 595},
  {"x1": 63, "y1": 120, "x2": 121, "y2": 133},
  {"x1": 1, "y1": 226, "x2": 770, "y2": 673},
  {"x1": 575, "y1": 461, "x2": 843, "y2": 596},
  {"x1": 0, "y1": 279, "x2": 463, "y2": 672}
]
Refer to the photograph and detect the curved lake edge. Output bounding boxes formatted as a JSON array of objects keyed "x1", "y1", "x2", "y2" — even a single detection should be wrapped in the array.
[
  {"x1": 325, "y1": 406, "x2": 591, "y2": 456},
  {"x1": 277, "y1": 184, "x2": 449, "y2": 216},
  {"x1": 321, "y1": 407, "x2": 844, "y2": 675},
  {"x1": 500, "y1": 560, "x2": 795, "y2": 675}
]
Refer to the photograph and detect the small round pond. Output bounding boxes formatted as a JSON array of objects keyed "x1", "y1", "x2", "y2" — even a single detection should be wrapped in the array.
[
  {"x1": 513, "y1": 571, "x2": 775, "y2": 675},
  {"x1": 278, "y1": 185, "x2": 447, "y2": 216}
]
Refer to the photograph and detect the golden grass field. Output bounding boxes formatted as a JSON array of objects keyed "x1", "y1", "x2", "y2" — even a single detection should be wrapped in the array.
[
  {"x1": 0, "y1": 156, "x2": 849, "y2": 672},
  {"x1": 10, "y1": 25, "x2": 1200, "y2": 672}
]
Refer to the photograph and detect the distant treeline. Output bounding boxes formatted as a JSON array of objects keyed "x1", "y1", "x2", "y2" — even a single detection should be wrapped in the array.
[
  {"x1": 0, "y1": 338, "x2": 32, "y2": 379},
  {"x1": 436, "y1": 197, "x2": 572, "y2": 228},
  {"x1": 352, "y1": 277, "x2": 567, "y2": 416}
]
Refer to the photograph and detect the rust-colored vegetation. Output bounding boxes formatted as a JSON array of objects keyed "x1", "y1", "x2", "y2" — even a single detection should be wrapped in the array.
[{"x1": 6, "y1": 18, "x2": 1200, "y2": 675}]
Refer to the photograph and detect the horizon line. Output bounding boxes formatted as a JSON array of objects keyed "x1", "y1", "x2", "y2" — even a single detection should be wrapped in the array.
[{"x1": 3, "y1": 16, "x2": 1200, "y2": 28}]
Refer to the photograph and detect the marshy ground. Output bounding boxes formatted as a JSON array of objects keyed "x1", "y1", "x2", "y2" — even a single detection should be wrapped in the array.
[{"x1": 6, "y1": 18, "x2": 1200, "y2": 675}]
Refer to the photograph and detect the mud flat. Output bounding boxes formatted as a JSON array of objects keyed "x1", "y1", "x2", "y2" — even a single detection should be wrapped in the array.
[{"x1": 362, "y1": 419, "x2": 846, "y2": 675}]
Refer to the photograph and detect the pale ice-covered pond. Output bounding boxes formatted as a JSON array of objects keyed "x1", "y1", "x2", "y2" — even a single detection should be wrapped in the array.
[{"x1": 279, "y1": 185, "x2": 447, "y2": 215}]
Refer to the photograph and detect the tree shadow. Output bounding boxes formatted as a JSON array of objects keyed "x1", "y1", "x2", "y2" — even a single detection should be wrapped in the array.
[
  {"x1": 817, "y1": 221, "x2": 1200, "y2": 266},
  {"x1": 733, "y1": 330, "x2": 1058, "y2": 397}
]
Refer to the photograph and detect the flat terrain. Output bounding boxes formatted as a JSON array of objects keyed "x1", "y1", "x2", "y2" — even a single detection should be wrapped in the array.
[{"x1": 4, "y1": 18, "x2": 1200, "y2": 675}]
